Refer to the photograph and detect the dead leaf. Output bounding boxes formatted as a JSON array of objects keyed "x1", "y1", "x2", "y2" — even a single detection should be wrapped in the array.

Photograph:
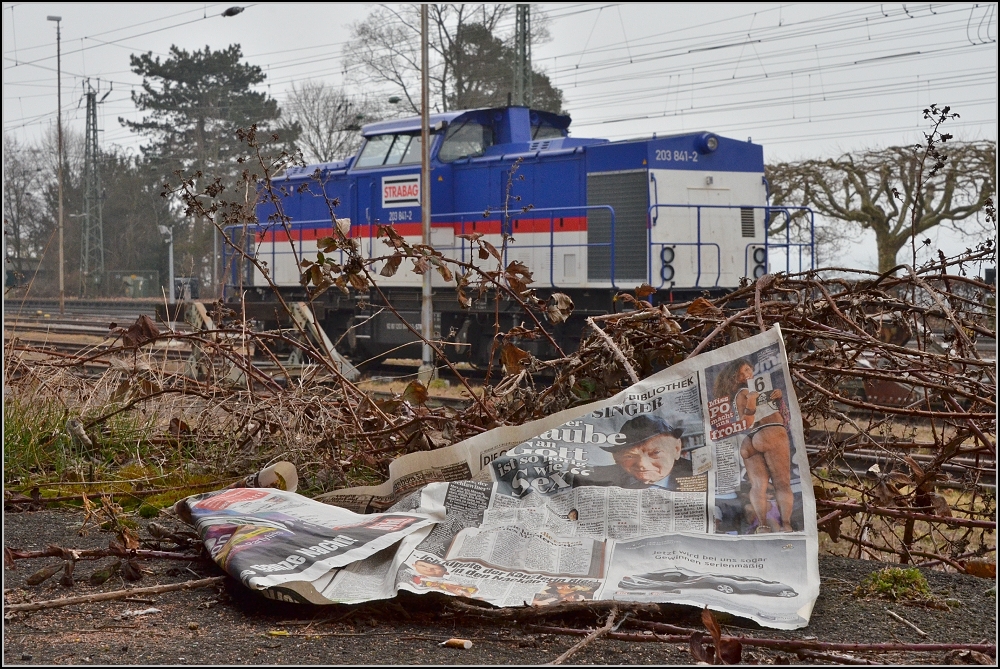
[
  {"x1": 380, "y1": 255, "x2": 403, "y2": 277},
  {"x1": 412, "y1": 257, "x2": 430, "y2": 275},
  {"x1": 26, "y1": 563, "x2": 63, "y2": 586},
  {"x1": 436, "y1": 262, "x2": 454, "y2": 282},
  {"x1": 482, "y1": 240, "x2": 501, "y2": 261},
  {"x1": 701, "y1": 607, "x2": 742, "y2": 664},
  {"x1": 309, "y1": 264, "x2": 323, "y2": 287},
  {"x1": 635, "y1": 283, "x2": 656, "y2": 300},
  {"x1": 718, "y1": 638, "x2": 743, "y2": 665},
  {"x1": 501, "y1": 343, "x2": 530, "y2": 375},
  {"x1": 121, "y1": 526, "x2": 140, "y2": 551},
  {"x1": 686, "y1": 297, "x2": 723, "y2": 318},
  {"x1": 946, "y1": 649, "x2": 995, "y2": 664},
  {"x1": 79, "y1": 493, "x2": 95, "y2": 535},
  {"x1": 139, "y1": 377, "x2": 161, "y2": 395},
  {"x1": 121, "y1": 314, "x2": 160, "y2": 348},
  {"x1": 689, "y1": 631, "x2": 713, "y2": 664},
  {"x1": 545, "y1": 293, "x2": 575, "y2": 324},
  {"x1": 402, "y1": 381, "x2": 428, "y2": 406},
  {"x1": 702, "y1": 607, "x2": 722, "y2": 645},
  {"x1": 506, "y1": 260, "x2": 533, "y2": 282},
  {"x1": 168, "y1": 417, "x2": 191, "y2": 437},
  {"x1": 347, "y1": 273, "x2": 369, "y2": 292},
  {"x1": 929, "y1": 493, "x2": 952, "y2": 517},
  {"x1": 819, "y1": 516, "x2": 842, "y2": 542},
  {"x1": 424, "y1": 430, "x2": 449, "y2": 449},
  {"x1": 903, "y1": 456, "x2": 926, "y2": 481},
  {"x1": 961, "y1": 560, "x2": 995, "y2": 579},
  {"x1": 90, "y1": 559, "x2": 122, "y2": 586},
  {"x1": 59, "y1": 559, "x2": 75, "y2": 587},
  {"x1": 123, "y1": 559, "x2": 143, "y2": 582}
]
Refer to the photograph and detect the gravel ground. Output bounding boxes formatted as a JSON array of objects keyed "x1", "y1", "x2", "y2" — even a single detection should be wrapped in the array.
[{"x1": 3, "y1": 508, "x2": 996, "y2": 665}]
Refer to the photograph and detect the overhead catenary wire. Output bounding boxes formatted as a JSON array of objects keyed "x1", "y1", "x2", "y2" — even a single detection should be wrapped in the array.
[{"x1": 3, "y1": 2, "x2": 994, "y2": 154}]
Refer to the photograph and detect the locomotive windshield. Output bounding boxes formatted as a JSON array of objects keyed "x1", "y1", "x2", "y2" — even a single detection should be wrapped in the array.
[
  {"x1": 355, "y1": 132, "x2": 424, "y2": 168},
  {"x1": 438, "y1": 120, "x2": 495, "y2": 162},
  {"x1": 532, "y1": 120, "x2": 565, "y2": 140}
]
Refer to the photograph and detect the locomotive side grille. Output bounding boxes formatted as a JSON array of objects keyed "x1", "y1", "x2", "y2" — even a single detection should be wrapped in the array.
[
  {"x1": 741, "y1": 208, "x2": 755, "y2": 238},
  {"x1": 587, "y1": 171, "x2": 649, "y2": 282}
]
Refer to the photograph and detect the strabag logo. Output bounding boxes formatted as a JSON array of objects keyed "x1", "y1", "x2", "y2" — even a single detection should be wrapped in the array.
[{"x1": 382, "y1": 174, "x2": 420, "y2": 208}]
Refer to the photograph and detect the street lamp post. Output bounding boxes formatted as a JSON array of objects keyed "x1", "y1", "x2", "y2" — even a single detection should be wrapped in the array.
[
  {"x1": 158, "y1": 226, "x2": 175, "y2": 305},
  {"x1": 418, "y1": 5, "x2": 434, "y2": 383},
  {"x1": 47, "y1": 15, "x2": 64, "y2": 315}
]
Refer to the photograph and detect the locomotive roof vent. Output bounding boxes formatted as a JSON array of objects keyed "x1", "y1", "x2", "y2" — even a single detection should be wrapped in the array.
[{"x1": 529, "y1": 140, "x2": 553, "y2": 151}]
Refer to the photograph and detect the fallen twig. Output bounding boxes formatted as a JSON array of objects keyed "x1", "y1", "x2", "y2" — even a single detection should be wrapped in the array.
[
  {"x1": 886, "y1": 607, "x2": 929, "y2": 637},
  {"x1": 6, "y1": 544, "x2": 204, "y2": 564},
  {"x1": 796, "y1": 649, "x2": 877, "y2": 665},
  {"x1": 5, "y1": 575, "x2": 226, "y2": 613},
  {"x1": 631, "y1": 621, "x2": 995, "y2": 654},
  {"x1": 546, "y1": 606, "x2": 617, "y2": 665},
  {"x1": 448, "y1": 598, "x2": 661, "y2": 620}
]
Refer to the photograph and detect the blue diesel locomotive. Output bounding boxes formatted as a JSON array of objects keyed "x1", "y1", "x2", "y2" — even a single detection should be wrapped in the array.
[{"x1": 226, "y1": 105, "x2": 813, "y2": 364}]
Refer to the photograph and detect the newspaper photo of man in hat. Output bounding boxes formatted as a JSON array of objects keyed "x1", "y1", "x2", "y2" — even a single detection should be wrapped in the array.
[{"x1": 583, "y1": 414, "x2": 694, "y2": 490}]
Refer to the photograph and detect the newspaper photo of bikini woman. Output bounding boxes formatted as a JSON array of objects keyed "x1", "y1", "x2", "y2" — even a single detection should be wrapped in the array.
[{"x1": 707, "y1": 351, "x2": 804, "y2": 534}]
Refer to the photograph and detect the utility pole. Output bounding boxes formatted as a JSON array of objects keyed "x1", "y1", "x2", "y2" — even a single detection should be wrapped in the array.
[
  {"x1": 81, "y1": 81, "x2": 105, "y2": 296},
  {"x1": 158, "y1": 226, "x2": 175, "y2": 305},
  {"x1": 513, "y1": 4, "x2": 532, "y2": 106},
  {"x1": 419, "y1": 4, "x2": 434, "y2": 383},
  {"x1": 47, "y1": 15, "x2": 65, "y2": 314}
]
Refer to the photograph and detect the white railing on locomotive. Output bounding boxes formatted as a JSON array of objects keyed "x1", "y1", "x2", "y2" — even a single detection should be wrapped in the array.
[
  {"x1": 220, "y1": 225, "x2": 258, "y2": 296},
  {"x1": 752, "y1": 205, "x2": 815, "y2": 278},
  {"x1": 221, "y1": 220, "x2": 355, "y2": 291},
  {"x1": 222, "y1": 222, "x2": 284, "y2": 295},
  {"x1": 646, "y1": 203, "x2": 726, "y2": 289},
  {"x1": 431, "y1": 205, "x2": 619, "y2": 289}
]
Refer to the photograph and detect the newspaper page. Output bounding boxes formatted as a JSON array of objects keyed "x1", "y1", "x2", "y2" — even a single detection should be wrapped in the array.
[
  {"x1": 181, "y1": 326, "x2": 818, "y2": 629},
  {"x1": 381, "y1": 326, "x2": 816, "y2": 628},
  {"x1": 175, "y1": 487, "x2": 435, "y2": 604}
]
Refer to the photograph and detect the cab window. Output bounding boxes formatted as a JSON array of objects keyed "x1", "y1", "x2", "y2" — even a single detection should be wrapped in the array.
[
  {"x1": 438, "y1": 121, "x2": 493, "y2": 163},
  {"x1": 355, "y1": 133, "x2": 423, "y2": 168},
  {"x1": 532, "y1": 123, "x2": 565, "y2": 140}
]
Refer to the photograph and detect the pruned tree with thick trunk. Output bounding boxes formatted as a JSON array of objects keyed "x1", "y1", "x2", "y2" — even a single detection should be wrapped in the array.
[{"x1": 767, "y1": 130, "x2": 995, "y2": 273}]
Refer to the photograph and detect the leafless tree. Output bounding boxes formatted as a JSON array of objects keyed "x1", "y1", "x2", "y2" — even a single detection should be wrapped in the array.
[
  {"x1": 344, "y1": 4, "x2": 560, "y2": 114},
  {"x1": 283, "y1": 82, "x2": 383, "y2": 163},
  {"x1": 767, "y1": 139, "x2": 996, "y2": 273},
  {"x1": 3, "y1": 136, "x2": 46, "y2": 280}
]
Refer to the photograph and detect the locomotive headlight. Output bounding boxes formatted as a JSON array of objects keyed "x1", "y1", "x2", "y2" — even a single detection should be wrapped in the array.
[
  {"x1": 660, "y1": 246, "x2": 676, "y2": 283},
  {"x1": 752, "y1": 247, "x2": 767, "y2": 279},
  {"x1": 696, "y1": 133, "x2": 719, "y2": 154}
]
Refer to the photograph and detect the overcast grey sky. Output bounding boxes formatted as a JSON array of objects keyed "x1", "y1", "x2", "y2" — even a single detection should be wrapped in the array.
[{"x1": 3, "y1": 2, "x2": 997, "y2": 268}]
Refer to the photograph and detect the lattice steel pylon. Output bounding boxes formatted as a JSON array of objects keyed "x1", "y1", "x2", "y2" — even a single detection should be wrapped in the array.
[
  {"x1": 80, "y1": 82, "x2": 104, "y2": 296},
  {"x1": 513, "y1": 4, "x2": 532, "y2": 107}
]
